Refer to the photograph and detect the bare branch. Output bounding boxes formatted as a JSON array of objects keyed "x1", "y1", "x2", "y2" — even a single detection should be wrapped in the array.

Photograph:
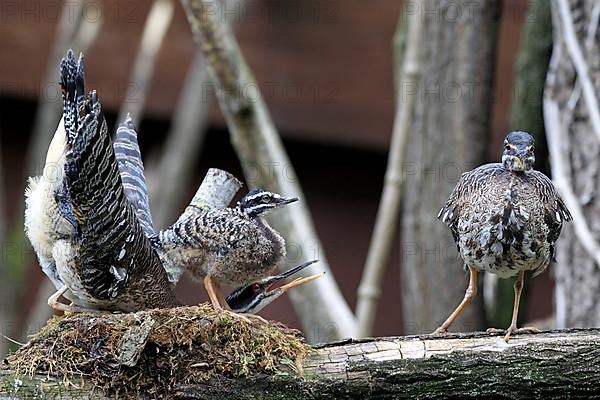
[
  {"x1": 148, "y1": 50, "x2": 212, "y2": 229},
  {"x1": 148, "y1": 0, "x2": 244, "y2": 229},
  {"x1": 356, "y1": 5, "x2": 424, "y2": 337},
  {"x1": 117, "y1": 0, "x2": 174, "y2": 125},
  {"x1": 543, "y1": 98, "x2": 600, "y2": 268},
  {"x1": 545, "y1": 1, "x2": 600, "y2": 271},
  {"x1": 555, "y1": 0, "x2": 600, "y2": 141},
  {"x1": 179, "y1": 0, "x2": 357, "y2": 338},
  {"x1": 26, "y1": 0, "x2": 99, "y2": 178}
]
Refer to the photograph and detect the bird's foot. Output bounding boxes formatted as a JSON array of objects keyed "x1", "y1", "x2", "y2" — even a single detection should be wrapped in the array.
[
  {"x1": 241, "y1": 313, "x2": 269, "y2": 324},
  {"x1": 503, "y1": 325, "x2": 540, "y2": 342},
  {"x1": 216, "y1": 308, "x2": 253, "y2": 324},
  {"x1": 48, "y1": 287, "x2": 102, "y2": 315},
  {"x1": 487, "y1": 325, "x2": 541, "y2": 342}
]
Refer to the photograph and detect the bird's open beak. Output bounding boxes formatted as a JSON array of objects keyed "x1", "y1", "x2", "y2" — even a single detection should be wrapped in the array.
[
  {"x1": 278, "y1": 273, "x2": 325, "y2": 292},
  {"x1": 264, "y1": 260, "x2": 323, "y2": 293}
]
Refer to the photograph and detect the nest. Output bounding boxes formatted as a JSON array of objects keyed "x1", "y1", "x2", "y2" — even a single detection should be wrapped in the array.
[{"x1": 3, "y1": 305, "x2": 310, "y2": 398}]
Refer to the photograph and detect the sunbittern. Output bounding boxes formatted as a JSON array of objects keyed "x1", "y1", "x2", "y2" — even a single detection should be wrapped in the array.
[
  {"x1": 25, "y1": 50, "x2": 177, "y2": 313},
  {"x1": 435, "y1": 131, "x2": 572, "y2": 342}
]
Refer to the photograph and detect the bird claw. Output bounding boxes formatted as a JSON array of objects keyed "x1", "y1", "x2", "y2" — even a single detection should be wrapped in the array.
[
  {"x1": 48, "y1": 287, "x2": 102, "y2": 315},
  {"x1": 217, "y1": 309, "x2": 252, "y2": 324},
  {"x1": 505, "y1": 326, "x2": 540, "y2": 342},
  {"x1": 487, "y1": 325, "x2": 540, "y2": 342},
  {"x1": 242, "y1": 313, "x2": 269, "y2": 324},
  {"x1": 216, "y1": 309, "x2": 271, "y2": 325}
]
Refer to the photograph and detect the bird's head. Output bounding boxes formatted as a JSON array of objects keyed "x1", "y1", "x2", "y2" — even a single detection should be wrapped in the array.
[
  {"x1": 237, "y1": 189, "x2": 298, "y2": 217},
  {"x1": 225, "y1": 260, "x2": 324, "y2": 314},
  {"x1": 502, "y1": 131, "x2": 535, "y2": 173}
]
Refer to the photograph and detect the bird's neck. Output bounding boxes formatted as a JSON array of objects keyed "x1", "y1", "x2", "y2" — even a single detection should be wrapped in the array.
[{"x1": 252, "y1": 215, "x2": 285, "y2": 263}]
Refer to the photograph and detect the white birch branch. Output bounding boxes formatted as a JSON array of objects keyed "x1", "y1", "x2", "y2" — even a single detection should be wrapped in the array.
[
  {"x1": 356, "y1": 3, "x2": 424, "y2": 338},
  {"x1": 179, "y1": 0, "x2": 357, "y2": 339},
  {"x1": 149, "y1": 0, "x2": 242, "y2": 229},
  {"x1": 148, "y1": 50, "x2": 211, "y2": 229},
  {"x1": 117, "y1": 0, "x2": 174, "y2": 125},
  {"x1": 555, "y1": 0, "x2": 600, "y2": 141},
  {"x1": 544, "y1": 98, "x2": 600, "y2": 268},
  {"x1": 545, "y1": 1, "x2": 600, "y2": 270}
]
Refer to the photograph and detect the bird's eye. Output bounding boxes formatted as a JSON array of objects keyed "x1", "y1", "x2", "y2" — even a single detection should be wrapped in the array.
[
  {"x1": 504, "y1": 143, "x2": 511, "y2": 151},
  {"x1": 252, "y1": 283, "x2": 260, "y2": 292},
  {"x1": 261, "y1": 195, "x2": 270, "y2": 202}
]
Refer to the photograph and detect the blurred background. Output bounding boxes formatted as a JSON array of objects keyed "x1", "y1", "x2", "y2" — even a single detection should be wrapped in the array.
[{"x1": 1, "y1": 0, "x2": 598, "y2": 357}]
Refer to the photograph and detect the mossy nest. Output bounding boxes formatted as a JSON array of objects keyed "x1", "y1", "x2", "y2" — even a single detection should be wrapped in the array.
[{"x1": 3, "y1": 305, "x2": 310, "y2": 398}]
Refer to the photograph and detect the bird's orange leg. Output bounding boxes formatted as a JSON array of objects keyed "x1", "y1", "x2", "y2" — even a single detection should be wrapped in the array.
[
  {"x1": 203, "y1": 275, "x2": 229, "y2": 310},
  {"x1": 434, "y1": 267, "x2": 478, "y2": 334},
  {"x1": 204, "y1": 275, "x2": 256, "y2": 323},
  {"x1": 500, "y1": 271, "x2": 540, "y2": 342}
]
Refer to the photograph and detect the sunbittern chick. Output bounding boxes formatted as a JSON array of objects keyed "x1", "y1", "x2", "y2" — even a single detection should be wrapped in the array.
[
  {"x1": 435, "y1": 131, "x2": 572, "y2": 342},
  {"x1": 153, "y1": 189, "x2": 298, "y2": 312},
  {"x1": 226, "y1": 260, "x2": 324, "y2": 314}
]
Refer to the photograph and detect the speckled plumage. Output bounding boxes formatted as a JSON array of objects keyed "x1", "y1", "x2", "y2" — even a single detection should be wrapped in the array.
[
  {"x1": 435, "y1": 131, "x2": 572, "y2": 341},
  {"x1": 438, "y1": 162, "x2": 572, "y2": 278},
  {"x1": 25, "y1": 50, "x2": 177, "y2": 312},
  {"x1": 153, "y1": 201, "x2": 286, "y2": 287}
]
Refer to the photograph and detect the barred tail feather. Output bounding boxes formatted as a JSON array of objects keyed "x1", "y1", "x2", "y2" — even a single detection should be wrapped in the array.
[
  {"x1": 60, "y1": 49, "x2": 86, "y2": 143},
  {"x1": 114, "y1": 114, "x2": 156, "y2": 237}
]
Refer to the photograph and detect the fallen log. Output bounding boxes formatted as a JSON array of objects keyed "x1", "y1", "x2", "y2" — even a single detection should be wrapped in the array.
[{"x1": 2, "y1": 325, "x2": 599, "y2": 399}]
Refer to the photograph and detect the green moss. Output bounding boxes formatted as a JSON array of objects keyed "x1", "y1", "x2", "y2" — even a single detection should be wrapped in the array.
[{"x1": 3, "y1": 305, "x2": 310, "y2": 398}]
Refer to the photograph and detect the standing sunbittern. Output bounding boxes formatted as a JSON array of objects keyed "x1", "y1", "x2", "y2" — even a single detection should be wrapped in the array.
[{"x1": 435, "y1": 131, "x2": 572, "y2": 342}]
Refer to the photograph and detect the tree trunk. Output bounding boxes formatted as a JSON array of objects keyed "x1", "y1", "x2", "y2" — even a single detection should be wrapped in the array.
[
  {"x1": 400, "y1": 0, "x2": 500, "y2": 333},
  {"x1": 2, "y1": 329, "x2": 599, "y2": 398},
  {"x1": 546, "y1": 0, "x2": 600, "y2": 328}
]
